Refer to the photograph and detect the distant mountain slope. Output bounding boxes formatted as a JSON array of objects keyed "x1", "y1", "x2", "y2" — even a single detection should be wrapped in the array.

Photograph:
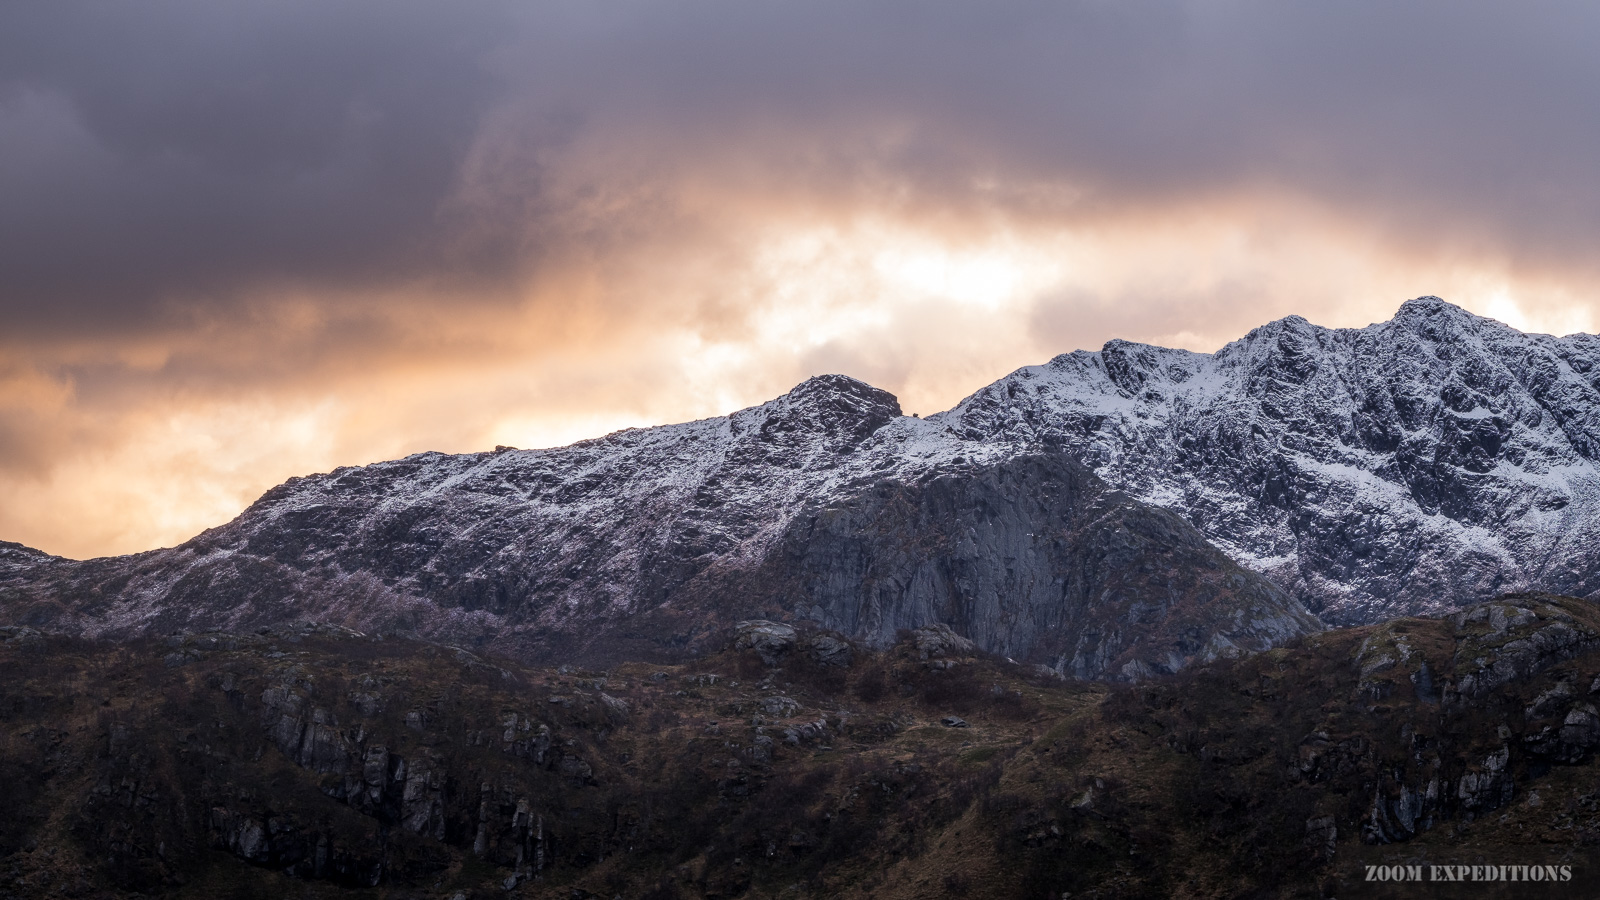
[
  {"x1": 942, "y1": 297, "x2": 1600, "y2": 624},
  {"x1": 0, "y1": 376, "x2": 1318, "y2": 678}
]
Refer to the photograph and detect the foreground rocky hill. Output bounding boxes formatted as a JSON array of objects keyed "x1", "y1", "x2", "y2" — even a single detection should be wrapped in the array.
[
  {"x1": 3, "y1": 596, "x2": 1600, "y2": 899},
  {"x1": 0, "y1": 379, "x2": 1317, "y2": 677}
]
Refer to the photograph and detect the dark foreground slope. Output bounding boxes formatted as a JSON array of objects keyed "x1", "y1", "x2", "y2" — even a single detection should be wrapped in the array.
[{"x1": 4, "y1": 595, "x2": 1600, "y2": 900}]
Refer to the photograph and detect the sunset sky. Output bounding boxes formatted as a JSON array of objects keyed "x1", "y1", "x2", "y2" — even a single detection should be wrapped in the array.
[{"x1": 5, "y1": 1, "x2": 1600, "y2": 559}]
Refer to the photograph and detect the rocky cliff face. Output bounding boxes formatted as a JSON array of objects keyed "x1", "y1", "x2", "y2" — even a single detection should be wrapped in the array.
[
  {"x1": 941, "y1": 297, "x2": 1600, "y2": 624},
  {"x1": 743, "y1": 453, "x2": 1315, "y2": 680},
  {"x1": 0, "y1": 376, "x2": 1317, "y2": 678}
]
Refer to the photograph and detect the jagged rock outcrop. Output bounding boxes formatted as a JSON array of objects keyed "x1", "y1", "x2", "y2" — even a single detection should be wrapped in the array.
[
  {"x1": 0, "y1": 376, "x2": 1317, "y2": 678},
  {"x1": 1326, "y1": 592, "x2": 1600, "y2": 844},
  {"x1": 940, "y1": 297, "x2": 1600, "y2": 623}
]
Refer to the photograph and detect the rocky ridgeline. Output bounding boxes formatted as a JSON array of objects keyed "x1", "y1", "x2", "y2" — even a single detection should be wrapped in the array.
[
  {"x1": 6, "y1": 297, "x2": 1599, "y2": 669},
  {"x1": 0, "y1": 381, "x2": 1319, "y2": 678},
  {"x1": 942, "y1": 297, "x2": 1600, "y2": 624}
]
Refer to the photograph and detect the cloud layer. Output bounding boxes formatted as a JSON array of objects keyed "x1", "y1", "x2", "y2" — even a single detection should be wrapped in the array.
[{"x1": 5, "y1": 1, "x2": 1600, "y2": 557}]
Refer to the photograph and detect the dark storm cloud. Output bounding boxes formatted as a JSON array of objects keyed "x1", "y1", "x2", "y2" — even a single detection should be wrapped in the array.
[
  {"x1": 4, "y1": 0, "x2": 1600, "y2": 334},
  {"x1": 488, "y1": 0, "x2": 1600, "y2": 247},
  {"x1": 0, "y1": 1, "x2": 516, "y2": 334}
]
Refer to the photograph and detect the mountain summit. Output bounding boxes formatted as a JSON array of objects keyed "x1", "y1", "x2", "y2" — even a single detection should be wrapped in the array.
[{"x1": 942, "y1": 296, "x2": 1600, "y2": 623}]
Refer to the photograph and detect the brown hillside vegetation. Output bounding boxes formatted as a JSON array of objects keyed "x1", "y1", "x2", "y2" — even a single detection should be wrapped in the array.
[{"x1": 3, "y1": 594, "x2": 1600, "y2": 899}]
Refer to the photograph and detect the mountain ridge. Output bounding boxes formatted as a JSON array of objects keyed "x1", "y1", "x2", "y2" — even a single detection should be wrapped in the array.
[
  {"x1": 0, "y1": 376, "x2": 1318, "y2": 678},
  {"x1": 7, "y1": 296, "x2": 1599, "y2": 671},
  {"x1": 940, "y1": 296, "x2": 1600, "y2": 623}
]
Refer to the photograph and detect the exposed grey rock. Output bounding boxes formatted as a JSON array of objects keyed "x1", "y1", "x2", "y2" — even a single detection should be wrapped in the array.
[
  {"x1": 599, "y1": 692, "x2": 630, "y2": 722},
  {"x1": 1304, "y1": 816, "x2": 1336, "y2": 861},
  {"x1": 1527, "y1": 701, "x2": 1600, "y2": 763},
  {"x1": 747, "y1": 735, "x2": 776, "y2": 764},
  {"x1": 783, "y1": 719, "x2": 830, "y2": 746},
  {"x1": 760, "y1": 696, "x2": 800, "y2": 717},
  {"x1": 163, "y1": 649, "x2": 202, "y2": 667},
  {"x1": 0, "y1": 625, "x2": 43, "y2": 647},
  {"x1": 212, "y1": 809, "x2": 271, "y2": 862},
  {"x1": 912, "y1": 624, "x2": 975, "y2": 660},
  {"x1": 1525, "y1": 679, "x2": 1575, "y2": 719},
  {"x1": 751, "y1": 453, "x2": 1321, "y2": 679},
  {"x1": 733, "y1": 620, "x2": 797, "y2": 665},
  {"x1": 1028, "y1": 663, "x2": 1066, "y2": 681},
  {"x1": 399, "y1": 754, "x2": 446, "y2": 839},
  {"x1": 360, "y1": 745, "x2": 388, "y2": 807},
  {"x1": 1071, "y1": 782, "x2": 1102, "y2": 810},
  {"x1": 261, "y1": 682, "x2": 309, "y2": 760},
  {"x1": 1560, "y1": 705, "x2": 1600, "y2": 756},
  {"x1": 1456, "y1": 745, "x2": 1513, "y2": 811},
  {"x1": 806, "y1": 634, "x2": 853, "y2": 667},
  {"x1": 348, "y1": 688, "x2": 383, "y2": 718},
  {"x1": 940, "y1": 716, "x2": 969, "y2": 728},
  {"x1": 297, "y1": 708, "x2": 350, "y2": 774},
  {"x1": 1447, "y1": 595, "x2": 1600, "y2": 701},
  {"x1": 1364, "y1": 778, "x2": 1439, "y2": 844},
  {"x1": 557, "y1": 755, "x2": 593, "y2": 782},
  {"x1": 206, "y1": 806, "x2": 394, "y2": 887}
]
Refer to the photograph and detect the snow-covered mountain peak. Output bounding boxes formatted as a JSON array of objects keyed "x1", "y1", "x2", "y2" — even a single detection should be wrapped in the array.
[
  {"x1": 1391, "y1": 294, "x2": 1489, "y2": 328},
  {"x1": 730, "y1": 374, "x2": 903, "y2": 451},
  {"x1": 937, "y1": 297, "x2": 1600, "y2": 622},
  {"x1": 1093, "y1": 339, "x2": 1209, "y2": 398},
  {"x1": 776, "y1": 373, "x2": 898, "y2": 411}
]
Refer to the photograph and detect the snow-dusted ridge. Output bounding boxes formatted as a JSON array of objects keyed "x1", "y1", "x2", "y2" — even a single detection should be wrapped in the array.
[
  {"x1": 941, "y1": 296, "x2": 1600, "y2": 623},
  {"x1": 5, "y1": 298, "x2": 1592, "y2": 670},
  {"x1": 0, "y1": 375, "x2": 1317, "y2": 678}
]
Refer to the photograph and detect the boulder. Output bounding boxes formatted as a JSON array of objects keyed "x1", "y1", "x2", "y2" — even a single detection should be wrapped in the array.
[
  {"x1": 734, "y1": 620, "x2": 797, "y2": 665},
  {"x1": 808, "y1": 634, "x2": 854, "y2": 667},
  {"x1": 912, "y1": 624, "x2": 975, "y2": 660}
]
